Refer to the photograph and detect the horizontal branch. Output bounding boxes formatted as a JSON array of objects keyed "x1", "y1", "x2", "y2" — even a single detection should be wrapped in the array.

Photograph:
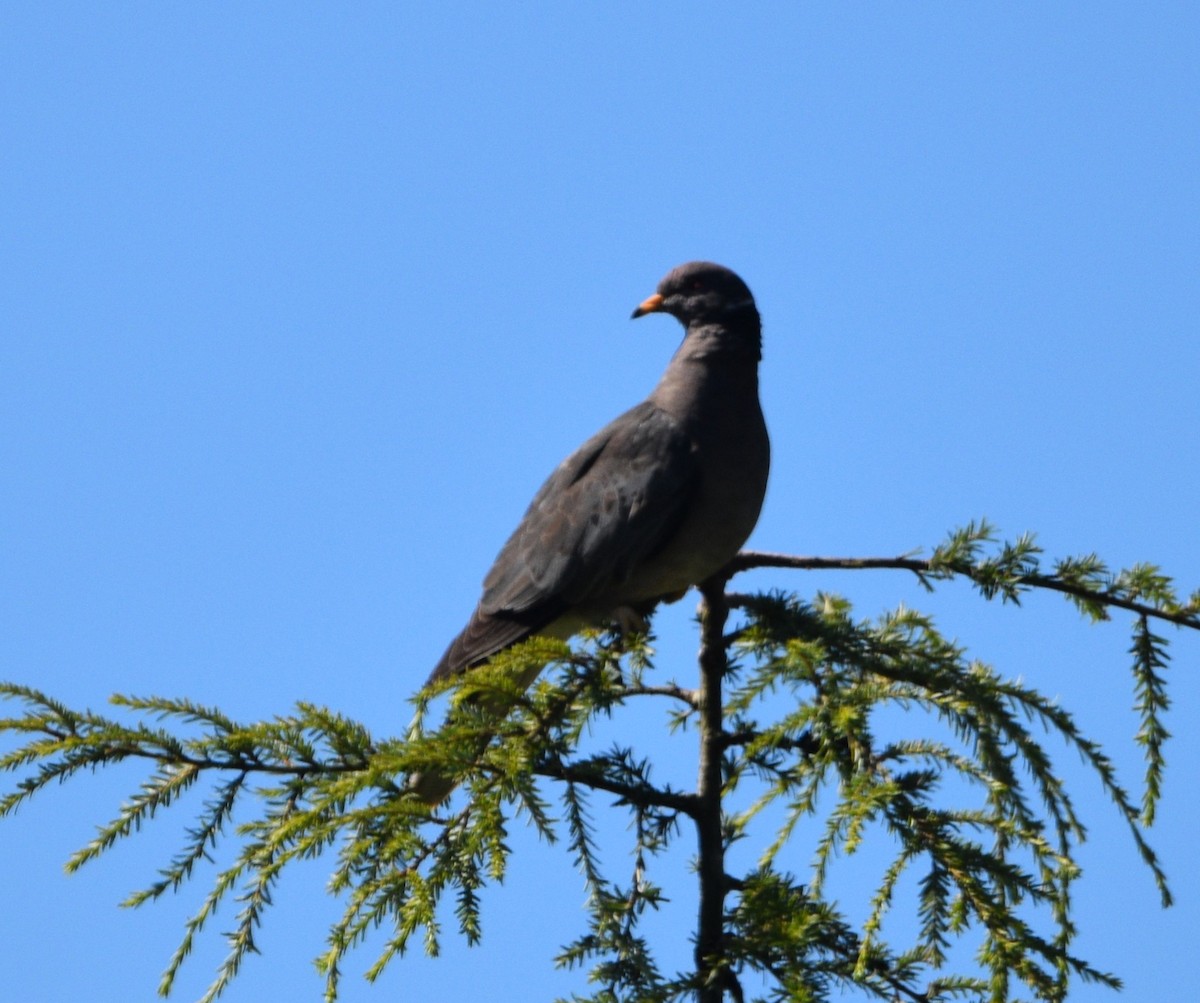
[
  {"x1": 728, "y1": 550, "x2": 1200, "y2": 631},
  {"x1": 37, "y1": 729, "x2": 366, "y2": 778},
  {"x1": 721, "y1": 727, "x2": 816, "y2": 756},
  {"x1": 621, "y1": 682, "x2": 698, "y2": 707},
  {"x1": 535, "y1": 757, "x2": 698, "y2": 817}
]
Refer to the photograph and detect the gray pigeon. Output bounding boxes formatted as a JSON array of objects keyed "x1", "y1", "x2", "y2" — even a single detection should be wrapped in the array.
[{"x1": 412, "y1": 261, "x2": 769, "y2": 803}]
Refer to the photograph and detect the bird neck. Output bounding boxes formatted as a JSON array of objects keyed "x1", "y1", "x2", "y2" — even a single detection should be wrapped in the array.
[
  {"x1": 680, "y1": 308, "x2": 763, "y2": 364},
  {"x1": 650, "y1": 315, "x2": 763, "y2": 421}
]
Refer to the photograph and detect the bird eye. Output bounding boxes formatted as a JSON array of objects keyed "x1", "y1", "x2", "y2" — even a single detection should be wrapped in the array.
[{"x1": 690, "y1": 280, "x2": 706, "y2": 291}]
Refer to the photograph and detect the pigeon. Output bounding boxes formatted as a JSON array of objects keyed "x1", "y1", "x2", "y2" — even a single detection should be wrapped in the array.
[{"x1": 412, "y1": 261, "x2": 769, "y2": 803}]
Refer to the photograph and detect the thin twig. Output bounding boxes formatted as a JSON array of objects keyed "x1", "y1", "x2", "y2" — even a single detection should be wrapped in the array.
[{"x1": 621, "y1": 682, "x2": 699, "y2": 707}]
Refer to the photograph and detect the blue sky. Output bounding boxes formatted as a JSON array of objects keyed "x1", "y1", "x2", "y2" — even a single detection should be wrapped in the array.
[{"x1": 2, "y1": 5, "x2": 1198, "y2": 1001}]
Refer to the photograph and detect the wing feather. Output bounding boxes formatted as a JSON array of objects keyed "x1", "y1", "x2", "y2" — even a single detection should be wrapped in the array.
[
  {"x1": 428, "y1": 401, "x2": 698, "y2": 681},
  {"x1": 480, "y1": 401, "x2": 697, "y2": 614}
]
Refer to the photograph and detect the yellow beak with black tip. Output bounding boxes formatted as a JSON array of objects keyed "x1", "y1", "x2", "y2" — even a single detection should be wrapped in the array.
[{"x1": 631, "y1": 292, "x2": 665, "y2": 319}]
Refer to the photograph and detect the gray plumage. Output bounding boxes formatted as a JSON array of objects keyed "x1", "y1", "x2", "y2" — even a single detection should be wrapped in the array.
[{"x1": 413, "y1": 261, "x2": 769, "y2": 803}]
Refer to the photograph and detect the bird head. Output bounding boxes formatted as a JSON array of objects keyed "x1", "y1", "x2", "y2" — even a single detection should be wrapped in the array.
[{"x1": 631, "y1": 261, "x2": 757, "y2": 327}]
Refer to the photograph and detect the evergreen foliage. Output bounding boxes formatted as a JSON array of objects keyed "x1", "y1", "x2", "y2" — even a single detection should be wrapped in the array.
[{"x1": 1, "y1": 522, "x2": 1194, "y2": 1002}]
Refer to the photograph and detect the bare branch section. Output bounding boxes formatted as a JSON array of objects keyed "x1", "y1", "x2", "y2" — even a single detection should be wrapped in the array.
[
  {"x1": 1, "y1": 521, "x2": 1195, "y2": 1002},
  {"x1": 730, "y1": 527, "x2": 1200, "y2": 630}
]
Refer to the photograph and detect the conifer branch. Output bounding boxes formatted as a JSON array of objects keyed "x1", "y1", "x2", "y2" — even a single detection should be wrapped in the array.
[
  {"x1": 1, "y1": 523, "x2": 1196, "y2": 1001},
  {"x1": 729, "y1": 527, "x2": 1199, "y2": 630},
  {"x1": 534, "y1": 756, "x2": 696, "y2": 815}
]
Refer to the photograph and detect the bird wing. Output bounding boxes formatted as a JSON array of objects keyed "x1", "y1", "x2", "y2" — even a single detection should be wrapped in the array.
[{"x1": 429, "y1": 400, "x2": 699, "y2": 681}]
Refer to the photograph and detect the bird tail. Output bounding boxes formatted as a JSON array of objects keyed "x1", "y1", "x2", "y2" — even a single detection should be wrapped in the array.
[
  {"x1": 407, "y1": 659, "x2": 546, "y2": 806},
  {"x1": 407, "y1": 766, "x2": 460, "y2": 806}
]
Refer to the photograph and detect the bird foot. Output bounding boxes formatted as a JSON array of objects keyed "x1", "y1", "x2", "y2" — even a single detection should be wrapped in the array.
[{"x1": 611, "y1": 604, "x2": 650, "y2": 635}]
